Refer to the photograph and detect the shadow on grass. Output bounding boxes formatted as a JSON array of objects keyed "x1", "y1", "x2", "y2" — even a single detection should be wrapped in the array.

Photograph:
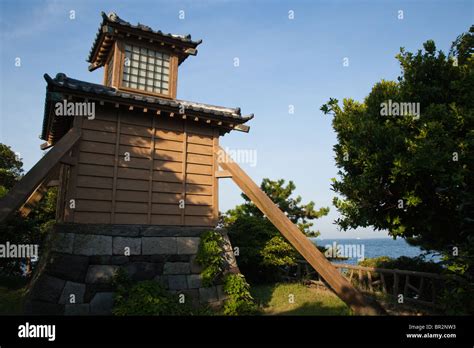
[
  {"x1": 0, "y1": 275, "x2": 28, "y2": 315},
  {"x1": 250, "y1": 282, "x2": 351, "y2": 316}
]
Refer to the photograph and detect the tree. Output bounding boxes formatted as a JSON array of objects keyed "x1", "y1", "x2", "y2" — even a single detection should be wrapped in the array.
[
  {"x1": 321, "y1": 27, "x2": 473, "y2": 279},
  {"x1": 223, "y1": 178, "x2": 329, "y2": 282},
  {"x1": 0, "y1": 144, "x2": 57, "y2": 277},
  {"x1": 0, "y1": 144, "x2": 23, "y2": 198}
]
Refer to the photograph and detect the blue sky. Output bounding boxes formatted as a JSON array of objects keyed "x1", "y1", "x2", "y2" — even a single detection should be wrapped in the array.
[{"x1": 0, "y1": 0, "x2": 472, "y2": 238}]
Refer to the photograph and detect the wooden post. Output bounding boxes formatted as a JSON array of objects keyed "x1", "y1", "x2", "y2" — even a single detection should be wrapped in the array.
[
  {"x1": 380, "y1": 273, "x2": 387, "y2": 293},
  {"x1": 215, "y1": 146, "x2": 386, "y2": 315},
  {"x1": 393, "y1": 273, "x2": 399, "y2": 297},
  {"x1": 418, "y1": 277, "x2": 424, "y2": 298},
  {"x1": 367, "y1": 271, "x2": 373, "y2": 292}
]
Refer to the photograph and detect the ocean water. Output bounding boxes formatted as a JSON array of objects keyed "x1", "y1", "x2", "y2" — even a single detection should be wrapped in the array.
[{"x1": 311, "y1": 238, "x2": 440, "y2": 265}]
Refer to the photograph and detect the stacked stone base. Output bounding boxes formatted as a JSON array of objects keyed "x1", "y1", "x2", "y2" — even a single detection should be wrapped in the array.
[{"x1": 24, "y1": 224, "x2": 238, "y2": 315}]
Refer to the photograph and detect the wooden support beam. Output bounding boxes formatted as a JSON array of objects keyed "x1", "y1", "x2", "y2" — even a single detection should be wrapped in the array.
[
  {"x1": 19, "y1": 181, "x2": 48, "y2": 217},
  {"x1": 47, "y1": 179, "x2": 60, "y2": 187},
  {"x1": 233, "y1": 124, "x2": 251, "y2": 133},
  {"x1": 0, "y1": 128, "x2": 81, "y2": 223},
  {"x1": 215, "y1": 146, "x2": 385, "y2": 315},
  {"x1": 60, "y1": 155, "x2": 77, "y2": 166},
  {"x1": 215, "y1": 170, "x2": 232, "y2": 179}
]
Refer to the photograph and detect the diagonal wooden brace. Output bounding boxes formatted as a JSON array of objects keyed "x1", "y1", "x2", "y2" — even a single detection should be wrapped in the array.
[
  {"x1": 215, "y1": 145, "x2": 386, "y2": 315},
  {"x1": 0, "y1": 128, "x2": 81, "y2": 223}
]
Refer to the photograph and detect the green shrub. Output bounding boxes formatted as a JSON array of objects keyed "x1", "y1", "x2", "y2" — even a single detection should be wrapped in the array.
[
  {"x1": 195, "y1": 230, "x2": 225, "y2": 286},
  {"x1": 222, "y1": 274, "x2": 259, "y2": 316},
  {"x1": 112, "y1": 270, "x2": 211, "y2": 316}
]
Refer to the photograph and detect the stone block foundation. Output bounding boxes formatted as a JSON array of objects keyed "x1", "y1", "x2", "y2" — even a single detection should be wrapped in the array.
[{"x1": 24, "y1": 224, "x2": 239, "y2": 315}]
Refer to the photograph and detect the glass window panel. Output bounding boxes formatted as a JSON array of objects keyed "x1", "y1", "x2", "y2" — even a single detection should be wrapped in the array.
[{"x1": 121, "y1": 44, "x2": 173, "y2": 94}]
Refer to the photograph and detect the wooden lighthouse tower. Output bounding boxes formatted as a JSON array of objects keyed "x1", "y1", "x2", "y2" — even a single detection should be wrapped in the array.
[
  {"x1": 42, "y1": 12, "x2": 253, "y2": 227},
  {"x1": 0, "y1": 12, "x2": 384, "y2": 316}
]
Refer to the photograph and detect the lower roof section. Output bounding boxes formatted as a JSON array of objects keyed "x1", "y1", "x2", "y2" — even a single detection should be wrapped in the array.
[{"x1": 41, "y1": 73, "x2": 253, "y2": 146}]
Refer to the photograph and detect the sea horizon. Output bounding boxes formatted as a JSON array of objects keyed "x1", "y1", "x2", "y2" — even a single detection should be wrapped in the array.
[{"x1": 310, "y1": 237, "x2": 441, "y2": 264}]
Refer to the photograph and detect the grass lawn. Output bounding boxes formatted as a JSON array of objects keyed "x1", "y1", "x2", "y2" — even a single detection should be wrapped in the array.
[
  {"x1": 0, "y1": 276, "x2": 28, "y2": 315},
  {"x1": 0, "y1": 286, "x2": 26, "y2": 315},
  {"x1": 251, "y1": 282, "x2": 352, "y2": 315}
]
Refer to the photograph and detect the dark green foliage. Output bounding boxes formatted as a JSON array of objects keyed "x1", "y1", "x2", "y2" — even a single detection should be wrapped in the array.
[
  {"x1": 223, "y1": 178, "x2": 329, "y2": 283},
  {"x1": 0, "y1": 143, "x2": 57, "y2": 277},
  {"x1": 0, "y1": 188, "x2": 57, "y2": 277},
  {"x1": 222, "y1": 273, "x2": 259, "y2": 315},
  {"x1": 195, "y1": 230, "x2": 225, "y2": 286},
  {"x1": 194, "y1": 232, "x2": 258, "y2": 315},
  {"x1": 358, "y1": 256, "x2": 444, "y2": 274},
  {"x1": 112, "y1": 269, "x2": 211, "y2": 316},
  {"x1": 321, "y1": 27, "x2": 474, "y2": 282},
  {"x1": 0, "y1": 143, "x2": 23, "y2": 197}
]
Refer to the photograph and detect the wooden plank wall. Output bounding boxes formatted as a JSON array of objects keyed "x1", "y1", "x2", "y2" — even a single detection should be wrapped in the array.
[{"x1": 63, "y1": 105, "x2": 217, "y2": 226}]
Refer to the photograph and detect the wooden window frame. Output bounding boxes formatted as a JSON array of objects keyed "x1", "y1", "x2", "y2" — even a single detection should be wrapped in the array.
[
  {"x1": 103, "y1": 46, "x2": 115, "y2": 87},
  {"x1": 110, "y1": 40, "x2": 178, "y2": 99}
]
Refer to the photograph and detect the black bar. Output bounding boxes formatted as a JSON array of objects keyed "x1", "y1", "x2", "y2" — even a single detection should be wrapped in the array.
[{"x1": 0, "y1": 315, "x2": 471, "y2": 346}]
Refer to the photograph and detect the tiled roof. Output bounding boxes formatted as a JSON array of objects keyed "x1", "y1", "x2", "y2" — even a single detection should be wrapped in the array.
[
  {"x1": 87, "y1": 12, "x2": 202, "y2": 70},
  {"x1": 41, "y1": 73, "x2": 253, "y2": 142}
]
